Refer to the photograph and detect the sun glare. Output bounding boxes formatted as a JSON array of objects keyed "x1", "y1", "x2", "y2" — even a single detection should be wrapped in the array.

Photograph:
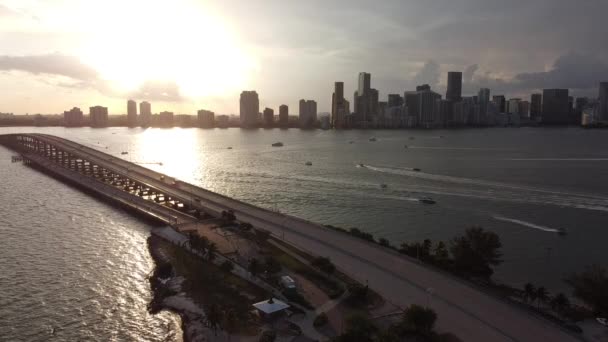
[{"x1": 74, "y1": 0, "x2": 254, "y2": 98}]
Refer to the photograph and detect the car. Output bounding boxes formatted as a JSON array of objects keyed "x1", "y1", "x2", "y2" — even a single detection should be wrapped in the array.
[{"x1": 597, "y1": 317, "x2": 608, "y2": 326}]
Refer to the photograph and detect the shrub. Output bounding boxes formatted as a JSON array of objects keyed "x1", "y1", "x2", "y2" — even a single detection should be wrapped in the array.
[
  {"x1": 311, "y1": 257, "x2": 336, "y2": 274},
  {"x1": 313, "y1": 312, "x2": 329, "y2": 327}
]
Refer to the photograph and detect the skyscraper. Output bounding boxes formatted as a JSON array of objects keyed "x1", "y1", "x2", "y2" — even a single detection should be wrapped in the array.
[
  {"x1": 159, "y1": 111, "x2": 174, "y2": 127},
  {"x1": 332, "y1": 82, "x2": 349, "y2": 129},
  {"x1": 446, "y1": 72, "x2": 462, "y2": 102},
  {"x1": 89, "y1": 106, "x2": 108, "y2": 127},
  {"x1": 240, "y1": 91, "x2": 259, "y2": 128},
  {"x1": 139, "y1": 101, "x2": 152, "y2": 127},
  {"x1": 353, "y1": 72, "x2": 376, "y2": 126},
  {"x1": 263, "y1": 107, "x2": 274, "y2": 127},
  {"x1": 127, "y1": 99, "x2": 137, "y2": 126},
  {"x1": 599, "y1": 82, "x2": 608, "y2": 122},
  {"x1": 64, "y1": 107, "x2": 84, "y2": 127},
  {"x1": 530, "y1": 94, "x2": 542, "y2": 121},
  {"x1": 279, "y1": 105, "x2": 289, "y2": 127},
  {"x1": 542, "y1": 89, "x2": 570, "y2": 124},
  {"x1": 197, "y1": 109, "x2": 215, "y2": 128},
  {"x1": 387, "y1": 94, "x2": 404, "y2": 108},
  {"x1": 492, "y1": 95, "x2": 506, "y2": 113},
  {"x1": 358, "y1": 72, "x2": 371, "y2": 96},
  {"x1": 477, "y1": 88, "x2": 490, "y2": 125},
  {"x1": 299, "y1": 99, "x2": 317, "y2": 128}
]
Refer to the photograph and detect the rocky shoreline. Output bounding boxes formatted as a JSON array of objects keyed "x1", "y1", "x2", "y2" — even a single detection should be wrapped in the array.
[{"x1": 147, "y1": 234, "x2": 212, "y2": 342}]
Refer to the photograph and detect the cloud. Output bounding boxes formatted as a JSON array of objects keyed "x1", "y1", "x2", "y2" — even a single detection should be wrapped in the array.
[
  {"x1": 130, "y1": 81, "x2": 183, "y2": 102},
  {"x1": 463, "y1": 64, "x2": 478, "y2": 84},
  {"x1": 412, "y1": 60, "x2": 440, "y2": 88},
  {"x1": 0, "y1": 54, "x2": 98, "y2": 81},
  {"x1": 0, "y1": 4, "x2": 17, "y2": 16}
]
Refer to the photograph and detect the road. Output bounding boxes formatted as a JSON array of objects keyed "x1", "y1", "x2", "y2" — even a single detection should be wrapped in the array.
[{"x1": 29, "y1": 134, "x2": 579, "y2": 341}]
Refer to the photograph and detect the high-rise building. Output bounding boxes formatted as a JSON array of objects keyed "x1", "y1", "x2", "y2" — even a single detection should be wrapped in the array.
[
  {"x1": 263, "y1": 107, "x2": 274, "y2": 127},
  {"x1": 507, "y1": 99, "x2": 522, "y2": 115},
  {"x1": 387, "y1": 94, "x2": 404, "y2": 108},
  {"x1": 279, "y1": 105, "x2": 289, "y2": 127},
  {"x1": 240, "y1": 91, "x2": 259, "y2": 128},
  {"x1": 332, "y1": 82, "x2": 349, "y2": 129},
  {"x1": 477, "y1": 88, "x2": 491, "y2": 125},
  {"x1": 197, "y1": 109, "x2": 215, "y2": 128},
  {"x1": 353, "y1": 72, "x2": 377, "y2": 126},
  {"x1": 159, "y1": 111, "x2": 174, "y2": 127},
  {"x1": 127, "y1": 99, "x2": 137, "y2": 126},
  {"x1": 433, "y1": 99, "x2": 451, "y2": 126},
  {"x1": 530, "y1": 94, "x2": 542, "y2": 121},
  {"x1": 542, "y1": 89, "x2": 570, "y2": 124},
  {"x1": 89, "y1": 106, "x2": 109, "y2": 127},
  {"x1": 492, "y1": 95, "x2": 506, "y2": 113},
  {"x1": 446, "y1": 72, "x2": 462, "y2": 102},
  {"x1": 519, "y1": 101, "x2": 530, "y2": 118},
  {"x1": 299, "y1": 99, "x2": 317, "y2": 128},
  {"x1": 598, "y1": 82, "x2": 608, "y2": 122},
  {"x1": 64, "y1": 107, "x2": 84, "y2": 127},
  {"x1": 139, "y1": 101, "x2": 152, "y2": 127},
  {"x1": 405, "y1": 85, "x2": 441, "y2": 127}
]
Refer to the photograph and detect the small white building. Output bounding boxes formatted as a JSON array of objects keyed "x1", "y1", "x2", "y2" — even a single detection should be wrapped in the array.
[{"x1": 253, "y1": 298, "x2": 290, "y2": 320}]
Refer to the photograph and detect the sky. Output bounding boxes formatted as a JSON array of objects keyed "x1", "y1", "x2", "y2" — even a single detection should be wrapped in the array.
[{"x1": 1, "y1": 0, "x2": 608, "y2": 115}]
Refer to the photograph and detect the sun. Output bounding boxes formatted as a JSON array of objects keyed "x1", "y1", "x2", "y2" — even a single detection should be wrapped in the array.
[{"x1": 74, "y1": 0, "x2": 255, "y2": 98}]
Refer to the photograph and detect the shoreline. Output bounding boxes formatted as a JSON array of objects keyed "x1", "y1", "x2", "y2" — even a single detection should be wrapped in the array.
[{"x1": 147, "y1": 234, "x2": 211, "y2": 342}]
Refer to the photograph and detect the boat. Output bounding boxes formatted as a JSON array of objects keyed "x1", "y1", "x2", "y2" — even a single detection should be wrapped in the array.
[
  {"x1": 419, "y1": 197, "x2": 436, "y2": 204},
  {"x1": 557, "y1": 228, "x2": 567, "y2": 236},
  {"x1": 272, "y1": 142, "x2": 284, "y2": 147},
  {"x1": 358, "y1": 163, "x2": 366, "y2": 168},
  {"x1": 409, "y1": 137, "x2": 415, "y2": 140},
  {"x1": 305, "y1": 161, "x2": 312, "y2": 166},
  {"x1": 369, "y1": 137, "x2": 377, "y2": 142},
  {"x1": 380, "y1": 184, "x2": 388, "y2": 189},
  {"x1": 121, "y1": 151, "x2": 128, "y2": 155},
  {"x1": 349, "y1": 141, "x2": 354, "y2": 144},
  {"x1": 412, "y1": 168, "x2": 421, "y2": 172},
  {"x1": 227, "y1": 147, "x2": 233, "y2": 149},
  {"x1": 404, "y1": 145, "x2": 408, "y2": 149}
]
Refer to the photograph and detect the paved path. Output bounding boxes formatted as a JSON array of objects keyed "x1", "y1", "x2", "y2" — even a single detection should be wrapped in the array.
[{"x1": 21, "y1": 134, "x2": 580, "y2": 342}]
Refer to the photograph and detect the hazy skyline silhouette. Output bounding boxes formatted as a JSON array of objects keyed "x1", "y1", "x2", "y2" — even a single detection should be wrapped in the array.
[{"x1": 1, "y1": 0, "x2": 607, "y2": 114}]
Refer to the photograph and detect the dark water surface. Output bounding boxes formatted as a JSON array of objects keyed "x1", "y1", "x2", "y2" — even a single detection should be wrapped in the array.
[{"x1": 1, "y1": 127, "x2": 607, "y2": 338}]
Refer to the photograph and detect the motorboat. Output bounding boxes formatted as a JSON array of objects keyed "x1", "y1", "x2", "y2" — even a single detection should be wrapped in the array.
[
  {"x1": 412, "y1": 168, "x2": 421, "y2": 172},
  {"x1": 272, "y1": 142, "x2": 284, "y2": 147},
  {"x1": 121, "y1": 151, "x2": 128, "y2": 155},
  {"x1": 419, "y1": 197, "x2": 436, "y2": 204},
  {"x1": 369, "y1": 137, "x2": 377, "y2": 142},
  {"x1": 358, "y1": 163, "x2": 366, "y2": 168},
  {"x1": 305, "y1": 161, "x2": 312, "y2": 166},
  {"x1": 349, "y1": 141, "x2": 354, "y2": 144},
  {"x1": 404, "y1": 145, "x2": 408, "y2": 149},
  {"x1": 409, "y1": 137, "x2": 415, "y2": 140},
  {"x1": 380, "y1": 184, "x2": 388, "y2": 189},
  {"x1": 227, "y1": 147, "x2": 233, "y2": 149},
  {"x1": 557, "y1": 228, "x2": 567, "y2": 236}
]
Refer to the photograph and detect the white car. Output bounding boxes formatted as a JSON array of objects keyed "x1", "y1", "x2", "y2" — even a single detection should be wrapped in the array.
[{"x1": 597, "y1": 317, "x2": 608, "y2": 326}]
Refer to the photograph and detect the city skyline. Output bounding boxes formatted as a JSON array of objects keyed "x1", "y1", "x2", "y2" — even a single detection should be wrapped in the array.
[{"x1": 1, "y1": 0, "x2": 608, "y2": 115}]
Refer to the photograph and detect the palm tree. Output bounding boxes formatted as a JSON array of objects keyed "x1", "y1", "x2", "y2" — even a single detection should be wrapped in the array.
[
  {"x1": 536, "y1": 286, "x2": 549, "y2": 310},
  {"x1": 223, "y1": 307, "x2": 238, "y2": 341},
  {"x1": 550, "y1": 293, "x2": 570, "y2": 316},
  {"x1": 206, "y1": 242, "x2": 218, "y2": 261},
  {"x1": 207, "y1": 303, "x2": 223, "y2": 336},
  {"x1": 524, "y1": 283, "x2": 536, "y2": 304}
]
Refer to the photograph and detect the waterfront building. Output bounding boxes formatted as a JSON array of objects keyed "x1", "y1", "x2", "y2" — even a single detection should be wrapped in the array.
[
  {"x1": 197, "y1": 109, "x2": 215, "y2": 128},
  {"x1": 263, "y1": 107, "x2": 275, "y2": 127},
  {"x1": 139, "y1": 101, "x2": 152, "y2": 127},
  {"x1": 64, "y1": 107, "x2": 84, "y2": 127},
  {"x1": 418, "y1": 87, "x2": 442, "y2": 127},
  {"x1": 216, "y1": 115, "x2": 230, "y2": 128},
  {"x1": 507, "y1": 98, "x2": 522, "y2": 116},
  {"x1": 477, "y1": 88, "x2": 491, "y2": 125},
  {"x1": 127, "y1": 99, "x2": 137, "y2": 126},
  {"x1": 492, "y1": 95, "x2": 506, "y2": 113},
  {"x1": 353, "y1": 72, "x2": 378, "y2": 127},
  {"x1": 89, "y1": 106, "x2": 109, "y2": 127},
  {"x1": 278, "y1": 105, "x2": 289, "y2": 127},
  {"x1": 599, "y1": 82, "x2": 608, "y2": 122},
  {"x1": 240, "y1": 91, "x2": 260, "y2": 128},
  {"x1": 320, "y1": 115, "x2": 331, "y2": 130},
  {"x1": 530, "y1": 94, "x2": 542, "y2": 121},
  {"x1": 388, "y1": 94, "x2": 404, "y2": 108},
  {"x1": 542, "y1": 89, "x2": 570, "y2": 124},
  {"x1": 331, "y1": 82, "x2": 350, "y2": 129},
  {"x1": 158, "y1": 111, "x2": 174, "y2": 127},
  {"x1": 519, "y1": 101, "x2": 530, "y2": 119},
  {"x1": 433, "y1": 99, "x2": 451, "y2": 126},
  {"x1": 299, "y1": 99, "x2": 317, "y2": 128},
  {"x1": 446, "y1": 72, "x2": 463, "y2": 102}
]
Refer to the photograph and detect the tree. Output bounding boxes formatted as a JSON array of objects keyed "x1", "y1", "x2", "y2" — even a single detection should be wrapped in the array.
[
  {"x1": 259, "y1": 330, "x2": 276, "y2": 342},
  {"x1": 536, "y1": 286, "x2": 549, "y2": 309},
  {"x1": 312, "y1": 256, "x2": 336, "y2": 274},
  {"x1": 433, "y1": 241, "x2": 450, "y2": 264},
  {"x1": 248, "y1": 258, "x2": 261, "y2": 277},
  {"x1": 338, "y1": 313, "x2": 377, "y2": 342},
  {"x1": 206, "y1": 242, "x2": 218, "y2": 261},
  {"x1": 220, "y1": 260, "x2": 234, "y2": 273},
  {"x1": 264, "y1": 256, "x2": 282, "y2": 274},
  {"x1": 379, "y1": 238, "x2": 391, "y2": 247},
  {"x1": 401, "y1": 304, "x2": 437, "y2": 336},
  {"x1": 223, "y1": 307, "x2": 239, "y2": 341},
  {"x1": 550, "y1": 293, "x2": 570, "y2": 315},
  {"x1": 449, "y1": 226, "x2": 502, "y2": 277},
  {"x1": 207, "y1": 303, "x2": 223, "y2": 336},
  {"x1": 524, "y1": 283, "x2": 536, "y2": 304},
  {"x1": 565, "y1": 264, "x2": 608, "y2": 315}
]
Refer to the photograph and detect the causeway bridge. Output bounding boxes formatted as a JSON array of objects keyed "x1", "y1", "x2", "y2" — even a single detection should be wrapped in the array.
[{"x1": 0, "y1": 133, "x2": 579, "y2": 342}]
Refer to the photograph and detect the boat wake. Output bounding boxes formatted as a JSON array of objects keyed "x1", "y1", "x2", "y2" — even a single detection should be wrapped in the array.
[{"x1": 493, "y1": 216, "x2": 562, "y2": 233}]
